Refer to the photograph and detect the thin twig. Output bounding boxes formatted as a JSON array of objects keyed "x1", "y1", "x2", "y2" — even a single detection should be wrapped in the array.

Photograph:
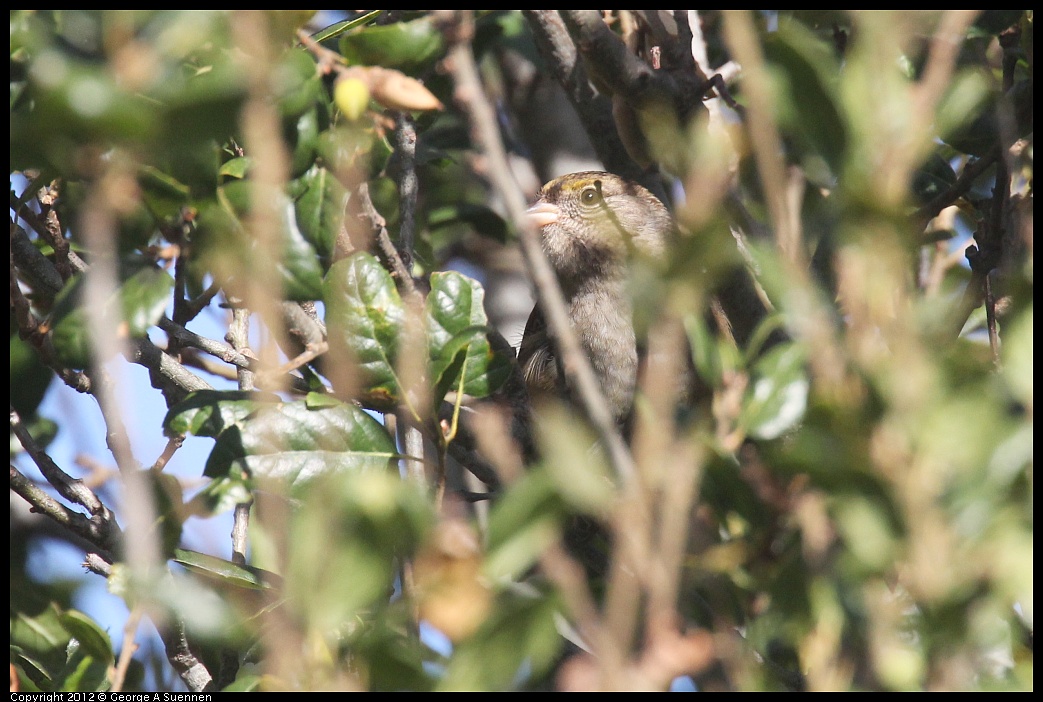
[
  {"x1": 255, "y1": 341, "x2": 329, "y2": 386},
  {"x1": 721, "y1": 10, "x2": 801, "y2": 263},
  {"x1": 180, "y1": 281, "x2": 224, "y2": 321},
  {"x1": 231, "y1": 503, "x2": 251, "y2": 566},
  {"x1": 109, "y1": 605, "x2": 144, "y2": 692},
  {"x1": 11, "y1": 407, "x2": 116, "y2": 526},
  {"x1": 159, "y1": 316, "x2": 257, "y2": 370},
  {"x1": 226, "y1": 303, "x2": 255, "y2": 391},
  {"x1": 10, "y1": 190, "x2": 87, "y2": 277},
  {"x1": 127, "y1": 337, "x2": 214, "y2": 397},
  {"x1": 151, "y1": 435, "x2": 185, "y2": 473},
  {"x1": 914, "y1": 152, "x2": 998, "y2": 227},
  {"x1": 83, "y1": 552, "x2": 113, "y2": 577},
  {"x1": 359, "y1": 180, "x2": 418, "y2": 298},
  {"x1": 393, "y1": 112, "x2": 419, "y2": 272},
  {"x1": 225, "y1": 299, "x2": 254, "y2": 566},
  {"x1": 9, "y1": 239, "x2": 94, "y2": 393},
  {"x1": 11, "y1": 220, "x2": 63, "y2": 297}
]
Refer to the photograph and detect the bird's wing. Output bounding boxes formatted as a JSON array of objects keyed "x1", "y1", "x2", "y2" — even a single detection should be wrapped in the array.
[{"x1": 517, "y1": 304, "x2": 560, "y2": 396}]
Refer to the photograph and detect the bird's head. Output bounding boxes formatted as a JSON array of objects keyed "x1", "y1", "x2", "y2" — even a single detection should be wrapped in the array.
[{"x1": 525, "y1": 171, "x2": 671, "y2": 288}]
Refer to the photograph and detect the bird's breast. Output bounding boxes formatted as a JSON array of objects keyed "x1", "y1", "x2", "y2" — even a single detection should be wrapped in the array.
[{"x1": 567, "y1": 282, "x2": 638, "y2": 421}]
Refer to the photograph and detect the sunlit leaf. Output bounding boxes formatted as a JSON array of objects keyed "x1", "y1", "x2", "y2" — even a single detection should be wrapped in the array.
[
  {"x1": 324, "y1": 252, "x2": 405, "y2": 400},
  {"x1": 740, "y1": 342, "x2": 809, "y2": 440},
  {"x1": 163, "y1": 390, "x2": 282, "y2": 437},
  {"x1": 202, "y1": 396, "x2": 396, "y2": 482},
  {"x1": 426, "y1": 270, "x2": 512, "y2": 404}
]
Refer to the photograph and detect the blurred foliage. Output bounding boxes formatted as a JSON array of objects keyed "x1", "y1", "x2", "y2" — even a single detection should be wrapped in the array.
[{"x1": 9, "y1": 9, "x2": 1032, "y2": 692}]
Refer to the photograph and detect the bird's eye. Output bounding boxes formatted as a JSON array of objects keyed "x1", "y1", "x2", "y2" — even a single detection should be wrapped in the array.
[{"x1": 580, "y1": 183, "x2": 602, "y2": 207}]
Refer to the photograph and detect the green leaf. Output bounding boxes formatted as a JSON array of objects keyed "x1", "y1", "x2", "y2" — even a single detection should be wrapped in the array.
[
  {"x1": 138, "y1": 164, "x2": 191, "y2": 201},
  {"x1": 684, "y1": 312, "x2": 741, "y2": 388},
  {"x1": 184, "y1": 467, "x2": 252, "y2": 517},
  {"x1": 167, "y1": 391, "x2": 394, "y2": 485},
  {"x1": 764, "y1": 21, "x2": 847, "y2": 175},
  {"x1": 145, "y1": 569, "x2": 250, "y2": 643},
  {"x1": 10, "y1": 602, "x2": 113, "y2": 693},
  {"x1": 163, "y1": 390, "x2": 282, "y2": 438},
  {"x1": 292, "y1": 164, "x2": 348, "y2": 266},
  {"x1": 202, "y1": 397, "x2": 396, "y2": 483},
  {"x1": 936, "y1": 70, "x2": 994, "y2": 157},
  {"x1": 426, "y1": 202, "x2": 509, "y2": 243},
  {"x1": 173, "y1": 548, "x2": 274, "y2": 590},
  {"x1": 426, "y1": 270, "x2": 512, "y2": 404},
  {"x1": 536, "y1": 404, "x2": 616, "y2": 515},
  {"x1": 155, "y1": 58, "x2": 247, "y2": 148},
  {"x1": 310, "y1": 10, "x2": 382, "y2": 44},
  {"x1": 274, "y1": 47, "x2": 322, "y2": 120},
  {"x1": 740, "y1": 342, "x2": 809, "y2": 441},
  {"x1": 1001, "y1": 308, "x2": 1032, "y2": 408},
  {"x1": 834, "y1": 496, "x2": 899, "y2": 573},
  {"x1": 223, "y1": 674, "x2": 263, "y2": 692},
  {"x1": 47, "y1": 259, "x2": 174, "y2": 369},
  {"x1": 146, "y1": 470, "x2": 186, "y2": 557},
  {"x1": 24, "y1": 55, "x2": 157, "y2": 146},
  {"x1": 59, "y1": 648, "x2": 109, "y2": 693},
  {"x1": 349, "y1": 616, "x2": 434, "y2": 691},
  {"x1": 484, "y1": 470, "x2": 566, "y2": 580},
  {"x1": 207, "y1": 181, "x2": 326, "y2": 301},
  {"x1": 10, "y1": 605, "x2": 73, "y2": 691},
  {"x1": 273, "y1": 470, "x2": 434, "y2": 627},
  {"x1": 56, "y1": 611, "x2": 113, "y2": 663},
  {"x1": 120, "y1": 264, "x2": 177, "y2": 334},
  {"x1": 218, "y1": 156, "x2": 251, "y2": 179},
  {"x1": 304, "y1": 390, "x2": 343, "y2": 409},
  {"x1": 275, "y1": 195, "x2": 327, "y2": 300},
  {"x1": 10, "y1": 326, "x2": 54, "y2": 418},
  {"x1": 338, "y1": 16, "x2": 445, "y2": 74},
  {"x1": 287, "y1": 105, "x2": 323, "y2": 178},
  {"x1": 912, "y1": 151, "x2": 958, "y2": 205},
  {"x1": 324, "y1": 252, "x2": 406, "y2": 400}
]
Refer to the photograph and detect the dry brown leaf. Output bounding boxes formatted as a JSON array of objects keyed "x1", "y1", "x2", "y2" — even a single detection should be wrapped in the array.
[{"x1": 344, "y1": 66, "x2": 443, "y2": 112}]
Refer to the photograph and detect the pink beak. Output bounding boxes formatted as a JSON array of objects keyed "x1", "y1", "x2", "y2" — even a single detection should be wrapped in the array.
[{"x1": 525, "y1": 201, "x2": 559, "y2": 228}]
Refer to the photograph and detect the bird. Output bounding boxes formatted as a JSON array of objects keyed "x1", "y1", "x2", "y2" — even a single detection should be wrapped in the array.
[{"x1": 517, "y1": 170, "x2": 673, "y2": 425}]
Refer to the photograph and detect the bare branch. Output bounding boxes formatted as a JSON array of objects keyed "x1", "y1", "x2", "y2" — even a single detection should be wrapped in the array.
[
  {"x1": 11, "y1": 407, "x2": 118, "y2": 537},
  {"x1": 522, "y1": 11, "x2": 659, "y2": 196},
  {"x1": 159, "y1": 316, "x2": 256, "y2": 371},
  {"x1": 160, "y1": 617, "x2": 215, "y2": 692},
  {"x1": 9, "y1": 464, "x2": 118, "y2": 559}
]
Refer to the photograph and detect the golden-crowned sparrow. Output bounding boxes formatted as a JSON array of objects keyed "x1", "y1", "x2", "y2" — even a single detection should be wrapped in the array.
[{"x1": 518, "y1": 171, "x2": 672, "y2": 423}]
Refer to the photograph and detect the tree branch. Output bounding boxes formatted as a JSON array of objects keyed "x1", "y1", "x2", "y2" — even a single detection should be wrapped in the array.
[
  {"x1": 10, "y1": 406, "x2": 120, "y2": 552},
  {"x1": 522, "y1": 11, "x2": 660, "y2": 197},
  {"x1": 9, "y1": 464, "x2": 118, "y2": 560}
]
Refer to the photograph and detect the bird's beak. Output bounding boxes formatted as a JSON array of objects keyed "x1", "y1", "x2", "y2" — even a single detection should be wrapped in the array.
[{"x1": 525, "y1": 201, "x2": 559, "y2": 229}]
